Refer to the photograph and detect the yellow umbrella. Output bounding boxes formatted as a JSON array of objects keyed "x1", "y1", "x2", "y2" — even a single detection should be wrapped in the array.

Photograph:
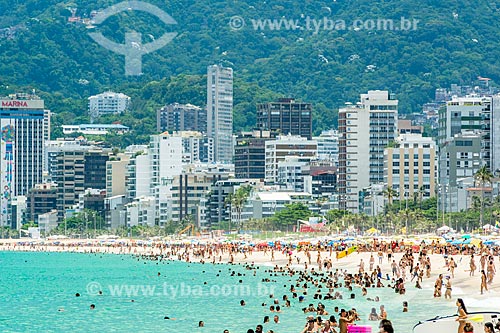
[
  {"x1": 470, "y1": 238, "x2": 482, "y2": 247},
  {"x1": 366, "y1": 227, "x2": 379, "y2": 234}
]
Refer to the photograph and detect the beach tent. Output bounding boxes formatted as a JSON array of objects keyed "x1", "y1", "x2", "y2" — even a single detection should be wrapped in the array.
[
  {"x1": 437, "y1": 226, "x2": 451, "y2": 232},
  {"x1": 482, "y1": 224, "x2": 497, "y2": 232}
]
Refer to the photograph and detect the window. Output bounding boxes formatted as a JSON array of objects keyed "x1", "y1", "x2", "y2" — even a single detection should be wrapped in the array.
[
  {"x1": 423, "y1": 169, "x2": 431, "y2": 174},
  {"x1": 393, "y1": 169, "x2": 400, "y2": 174},
  {"x1": 414, "y1": 161, "x2": 419, "y2": 166},
  {"x1": 404, "y1": 169, "x2": 409, "y2": 174},
  {"x1": 393, "y1": 161, "x2": 400, "y2": 167},
  {"x1": 404, "y1": 161, "x2": 409, "y2": 167}
]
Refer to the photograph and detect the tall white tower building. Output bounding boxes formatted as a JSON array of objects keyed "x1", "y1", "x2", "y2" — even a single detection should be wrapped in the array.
[
  {"x1": 207, "y1": 65, "x2": 233, "y2": 163},
  {"x1": 338, "y1": 90, "x2": 398, "y2": 213},
  {"x1": 0, "y1": 93, "x2": 50, "y2": 227}
]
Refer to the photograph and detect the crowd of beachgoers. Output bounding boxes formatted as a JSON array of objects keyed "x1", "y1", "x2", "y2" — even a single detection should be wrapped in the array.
[{"x1": 1, "y1": 237, "x2": 499, "y2": 332}]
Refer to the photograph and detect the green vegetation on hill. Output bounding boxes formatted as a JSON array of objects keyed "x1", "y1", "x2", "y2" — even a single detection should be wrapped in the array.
[{"x1": 1, "y1": 0, "x2": 500, "y2": 144}]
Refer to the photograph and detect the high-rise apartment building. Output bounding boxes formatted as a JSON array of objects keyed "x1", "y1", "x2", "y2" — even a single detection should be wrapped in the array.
[
  {"x1": 54, "y1": 150, "x2": 86, "y2": 221},
  {"x1": 207, "y1": 65, "x2": 233, "y2": 163},
  {"x1": 438, "y1": 132, "x2": 482, "y2": 212},
  {"x1": 106, "y1": 153, "x2": 130, "y2": 197},
  {"x1": 157, "y1": 103, "x2": 207, "y2": 133},
  {"x1": 384, "y1": 134, "x2": 436, "y2": 201},
  {"x1": 264, "y1": 135, "x2": 318, "y2": 184},
  {"x1": 338, "y1": 90, "x2": 398, "y2": 212},
  {"x1": 257, "y1": 98, "x2": 312, "y2": 139},
  {"x1": 313, "y1": 130, "x2": 339, "y2": 163},
  {"x1": 0, "y1": 93, "x2": 50, "y2": 227},
  {"x1": 88, "y1": 91, "x2": 130, "y2": 123},
  {"x1": 234, "y1": 130, "x2": 276, "y2": 180},
  {"x1": 84, "y1": 150, "x2": 110, "y2": 190},
  {"x1": 438, "y1": 94, "x2": 500, "y2": 174}
]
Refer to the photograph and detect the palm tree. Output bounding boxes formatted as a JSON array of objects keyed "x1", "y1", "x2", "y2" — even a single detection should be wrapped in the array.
[
  {"x1": 227, "y1": 185, "x2": 253, "y2": 233},
  {"x1": 383, "y1": 187, "x2": 397, "y2": 207},
  {"x1": 474, "y1": 165, "x2": 493, "y2": 227},
  {"x1": 418, "y1": 185, "x2": 426, "y2": 209}
]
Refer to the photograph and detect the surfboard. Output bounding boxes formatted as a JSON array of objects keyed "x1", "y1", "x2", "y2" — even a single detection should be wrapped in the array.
[
  {"x1": 413, "y1": 311, "x2": 500, "y2": 333},
  {"x1": 337, "y1": 246, "x2": 357, "y2": 259}
]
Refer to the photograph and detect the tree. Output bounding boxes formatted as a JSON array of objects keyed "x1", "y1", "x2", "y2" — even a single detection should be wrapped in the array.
[
  {"x1": 418, "y1": 185, "x2": 426, "y2": 209},
  {"x1": 383, "y1": 187, "x2": 397, "y2": 207},
  {"x1": 474, "y1": 165, "x2": 493, "y2": 227},
  {"x1": 272, "y1": 203, "x2": 312, "y2": 232},
  {"x1": 226, "y1": 185, "x2": 252, "y2": 233}
]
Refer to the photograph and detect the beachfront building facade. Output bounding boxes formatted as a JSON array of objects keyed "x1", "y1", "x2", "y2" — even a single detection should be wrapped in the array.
[
  {"x1": 264, "y1": 135, "x2": 317, "y2": 184},
  {"x1": 157, "y1": 103, "x2": 207, "y2": 133},
  {"x1": 241, "y1": 191, "x2": 312, "y2": 221},
  {"x1": 257, "y1": 98, "x2": 313, "y2": 139},
  {"x1": 84, "y1": 150, "x2": 110, "y2": 190},
  {"x1": 105, "y1": 153, "x2": 130, "y2": 198},
  {"x1": 126, "y1": 196, "x2": 156, "y2": 227},
  {"x1": 438, "y1": 132, "x2": 483, "y2": 212},
  {"x1": 235, "y1": 130, "x2": 276, "y2": 180},
  {"x1": 338, "y1": 90, "x2": 398, "y2": 213},
  {"x1": 207, "y1": 64, "x2": 233, "y2": 164},
  {"x1": 26, "y1": 183, "x2": 58, "y2": 225},
  {"x1": 384, "y1": 134, "x2": 437, "y2": 202},
  {"x1": 0, "y1": 93, "x2": 51, "y2": 228},
  {"x1": 126, "y1": 146, "x2": 150, "y2": 199},
  {"x1": 88, "y1": 91, "x2": 130, "y2": 123},
  {"x1": 44, "y1": 139, "x2": 91, "y2": 182},
  {"x1": 205, "y1": 179, "x2": 259, "y2": 228},
  {"x1": 437, "y1": 94, "x2": 500, "y2": 174},
  {"x1": 54, "y1": 150, "x2": 86, "y2": 221}
]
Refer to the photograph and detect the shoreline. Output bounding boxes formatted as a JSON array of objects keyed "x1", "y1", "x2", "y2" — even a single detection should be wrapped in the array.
[
  {"x1": 1, "y1": 239, "x2": 499, "y2": 301},
  {"x1": 2, "y1": 237, "x2": 500, "y2": 333}
]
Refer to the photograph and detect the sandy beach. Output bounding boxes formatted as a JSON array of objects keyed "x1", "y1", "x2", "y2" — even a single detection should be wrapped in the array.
[{"x1": 1, "y1": 237, "x2": 499, "y2": 303}]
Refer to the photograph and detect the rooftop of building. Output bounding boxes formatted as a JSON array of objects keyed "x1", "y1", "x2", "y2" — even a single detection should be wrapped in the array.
[
  {"x1": 88, "y1": 91, "x2": 130, "y2": 100},
  {"x1": 62, "y1": 124, "x2": 129, "y2": 129},
  {"x1": 255, "y1": 191, "x2": 312, "y2": 201}
]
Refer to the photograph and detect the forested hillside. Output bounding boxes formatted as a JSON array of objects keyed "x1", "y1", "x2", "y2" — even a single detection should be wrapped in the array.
[{"x1": 1, "y1": 0, "x2": 500, "y2": 142}]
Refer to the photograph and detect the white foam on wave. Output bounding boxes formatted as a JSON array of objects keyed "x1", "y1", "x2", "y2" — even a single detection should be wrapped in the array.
[{"x1": 462, "y1": 295, "x2": 500, "y2": 309}]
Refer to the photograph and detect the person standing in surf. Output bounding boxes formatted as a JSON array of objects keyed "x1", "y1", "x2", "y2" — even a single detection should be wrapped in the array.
[
  {"x1": 455, "y1": 298, "x2": 468, "y2": 333},
  {"x1": 481, "y1": 270, "x2": 488, "y2": 294}
]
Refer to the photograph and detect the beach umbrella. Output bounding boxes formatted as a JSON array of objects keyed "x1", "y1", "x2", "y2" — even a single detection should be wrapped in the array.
[
  {"x1": 461, "y1": 234, "x2": 471, "y2": 239},
  {"x1": 470, "y1": 239, "x2": 482, "y2": 247},
  {"x1": 483, "y1": 240, "x2": 495, "y2": 245},
  {"x1": 268, "y1": 241, "x2": 275, "y2": 246},
  {"x1": 451, "y1": 239, "x2": 463, "y2": 245}
]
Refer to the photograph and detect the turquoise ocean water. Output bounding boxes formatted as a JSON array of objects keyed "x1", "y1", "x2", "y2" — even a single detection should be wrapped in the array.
[{"x1": 0, "y1": 251, "x2": 464, "y2": 332}]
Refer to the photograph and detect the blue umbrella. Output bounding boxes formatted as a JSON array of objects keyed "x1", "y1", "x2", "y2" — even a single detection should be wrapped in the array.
[{"x1": 451, "y1": 239, "x2": 463, "y2": 245}]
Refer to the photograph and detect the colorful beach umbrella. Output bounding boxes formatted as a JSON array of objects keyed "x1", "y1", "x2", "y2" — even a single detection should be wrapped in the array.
[{"x1": 470, "y1": 239, "x2": 482, "y2": 247}]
